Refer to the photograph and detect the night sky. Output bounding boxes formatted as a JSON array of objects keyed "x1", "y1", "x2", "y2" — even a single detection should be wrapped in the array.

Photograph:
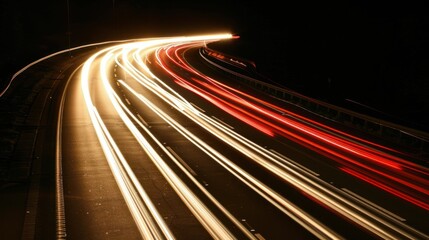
[{"x1": 2, "y1": 0, "x2": 429, "y2": 131}]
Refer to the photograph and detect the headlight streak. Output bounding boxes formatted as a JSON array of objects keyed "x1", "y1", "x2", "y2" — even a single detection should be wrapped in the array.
[
  {"x1": 118, "y1": 80, "x2": 342, "y2": 240},
  {"x1": 118, "y1": 44, "x2": 194, "y2": 113},
  {"x1": 154, "y1": 48, "x2": 276, "y2": 136},
  {"x1": 81, "y1": 47, "x2": 174, "y2": 240},
  {"x1": 77, "y1": 34, "x2": 429, "y2": 239},
  {"x1": 340, "y1": 188, "x2": 406, "y2": 222},
  {"x1": 188, "y1": 79, "x2": 429, "y2": 199},
  {"x1": 100, "y1": 48, "x2": 237, "y2": 240},
  {"x1": 113, "y1": 79, "x2": 255, "y2": 240},
  {"x1": 120, "y1": 42, "x2": 348, "y2": 239},
  {"x1": 111, "y1": 38, "x2": 344, "y2": 239},
  {"x1": 150, "y1": 41, "x2": 429, "y2": 238},
  {"x1": 196, "y1": 104, "x2": 428, "y2": 240},
  {"x1": 136, "y1": 58, "x2": 418, "y2": 238},
  {"x1": 117, "y1": 42, "x2": 351, "y2": 239}
]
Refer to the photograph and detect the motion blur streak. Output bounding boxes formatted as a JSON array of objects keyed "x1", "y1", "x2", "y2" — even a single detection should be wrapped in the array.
[
  {"x1": 11, "y1": 32, "x2": 424, "y2": 239},
  {"x1": 158, "y1": 43, "x2": 429, "y2": 212},
  {"x1": 81, "y1": 48, "x2": 173, "y2": 239},
  {"x1": 117, "y1": 80, "x2": 340, "y2": 239},
  {"x1": 79, "y1": 34, "x2": 256, "y2": 239},
  {"x1": 117, "y1": 44, "x2": 337, "y2": 238},
  {"x1": 86, "y1": 36, "x2": 426, "y2": 239},
  {"x1": 152, "y1": 41, "x2": 429, "y2": 238},
  {"x1": 100, "y1": 49, "x2": 236, "y2": 240}
]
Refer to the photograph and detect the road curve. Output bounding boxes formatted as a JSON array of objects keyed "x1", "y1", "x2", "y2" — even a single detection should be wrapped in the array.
[{"x1": 2, "y1": 34, "x2": 429, "y2": 240}]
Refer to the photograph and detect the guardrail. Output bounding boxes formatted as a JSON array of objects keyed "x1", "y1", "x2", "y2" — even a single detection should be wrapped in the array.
[{"x1": 202, "y1": 46, "x2": 429, "y2": 165}]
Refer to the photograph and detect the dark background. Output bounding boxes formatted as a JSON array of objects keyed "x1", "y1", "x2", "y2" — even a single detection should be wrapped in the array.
[{"x1": 1, "y1": 0, "x2": 428, "y2": 131}]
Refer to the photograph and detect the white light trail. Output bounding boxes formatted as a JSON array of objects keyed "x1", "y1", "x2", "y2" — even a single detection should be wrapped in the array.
[
  {"x1": 81, "y1": 47, "x2": 173, "y2": 239},
  {"x1": 75, "y1": 33, "x2": 428, "y2": 240},
  {"x1": 10, "y1": 30, "x2": 427, "y2": 239}
]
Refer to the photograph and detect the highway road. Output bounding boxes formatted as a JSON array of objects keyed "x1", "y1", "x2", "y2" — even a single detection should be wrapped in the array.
[{"x1": 2, "y1": 34, "x2": 429, "y2": 239}]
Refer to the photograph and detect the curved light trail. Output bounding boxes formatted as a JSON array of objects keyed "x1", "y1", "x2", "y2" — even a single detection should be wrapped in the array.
[
  {"x1": 76, "y1": 33, "x2": 429, "y2": 239},
  {"x1": 157, "y1": 42, "x2": 429, "y2": 213},
  {"x1": 6, "y1": 33, "x2": 428, "y2": 239},
  {"x1": 159, "y1": 37, "x2": 429, "y2": 238}
]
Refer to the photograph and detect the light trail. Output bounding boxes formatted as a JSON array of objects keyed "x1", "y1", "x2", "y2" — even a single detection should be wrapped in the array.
[
  {"x1": 82, "y1": 48, "x2": 173, "y2": 239},
  {"x1": 156, "y1": 42, "x2": 429, "y2": 212},
  {"x1": 80, "y1": 36, "x2": 425, "y2": 239},
  {"x1": 6, "y1": 29, "x2": 428, "y2": 239},
  {"x1": 75, "y1": 33, "x2": 427, "y2": 239},
  {"x1": 117, "y1": 79, "x2": 341, "y2": 240},
  {"x1": 47, "y1": 33, "x2": 428, "y2": 239},
  {"x1": 79, "y1": 34, "x2": 256, "y2": 239},
  {"x1": 149, "y1": 41, "x2": 429, "y2": 238},
  {"x1": 100, "y1": 47, "x2": 237, "y2": 240}
]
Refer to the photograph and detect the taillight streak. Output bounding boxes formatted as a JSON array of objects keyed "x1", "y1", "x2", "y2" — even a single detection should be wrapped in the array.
[{"x1": 154, "y1": 42, "x2": 429, "y2": 211}]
